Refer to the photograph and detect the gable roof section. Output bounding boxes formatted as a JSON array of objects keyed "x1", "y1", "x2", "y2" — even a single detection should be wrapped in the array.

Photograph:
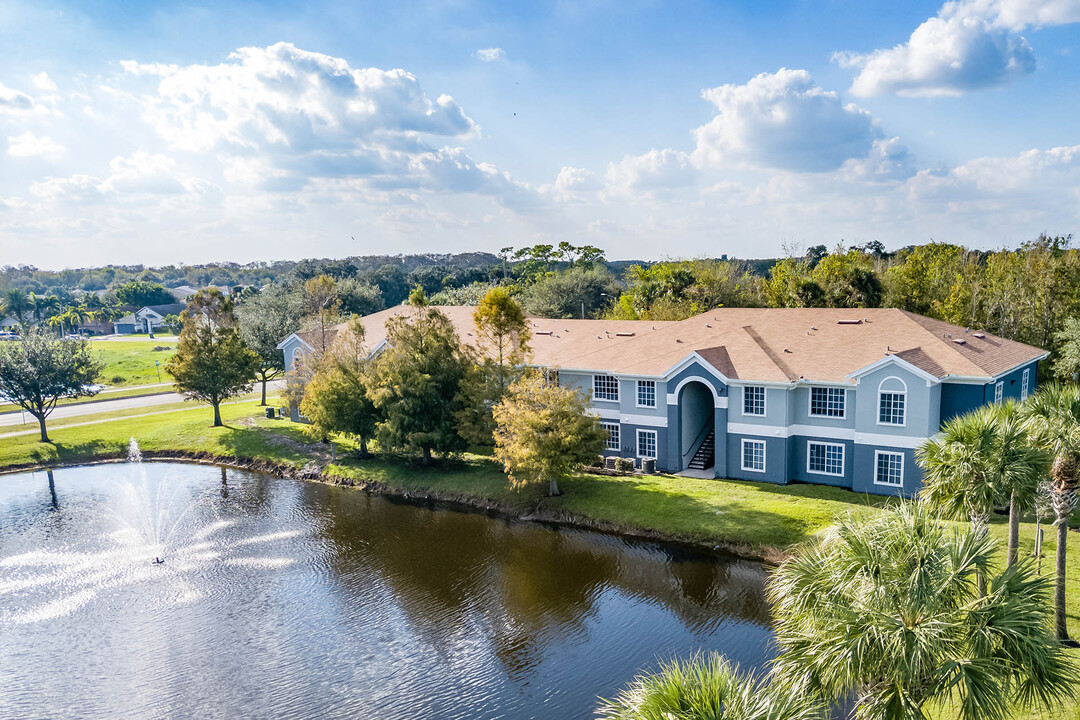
[
  {"x1": 138, "y1": 303, "x2": 186, "y2": 317},
  {"x1": 290, "y1": 306, "x2": 1045, "y2": 384}
]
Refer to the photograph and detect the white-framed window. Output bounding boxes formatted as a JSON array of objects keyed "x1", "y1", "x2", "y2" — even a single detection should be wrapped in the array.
[
  {"x1": 594, "y1": 374, "x2": 619, "y2": 402},
  {"x1": 874, "y1": 450, "x2": 904, "y2": 488},
  {"x1": 994, "y1": 381, "x2": 1004, "y2": 405},
  {"x1": 1021, "y1": 369, "x2": 1030, "y2": 401},
  {"x1": 743, "y1": 386, "x2": 766, "y2": 416},
  {"x1": 807, "y1": 441, "x2": 844, "y2": 477},
  {"x1": 809, "y1": 387, "x2": 846, "y2": 418},
  {"x1": 636, "y1": 380, "x2": 656, "y2": 408},
  {"x1": 292, "y1": 347, "x2": 305, "y2": 369},
  {"x1": 741, "y1": 439, "x2": 766, "y2": 473},
  {"x1": 877, "y1": 376, "x2": 907, "y2": 426},
  {"x1": 601, "y1": 422, "x2": 620, "y2": 451},
  {"x1": 637, "y1": 429, "x2": 657, "y2": 459}
]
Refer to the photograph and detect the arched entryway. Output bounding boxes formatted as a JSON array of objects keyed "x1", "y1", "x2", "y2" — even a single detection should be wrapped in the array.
[{"x1": 678, "y1": 381, "x2": 715, "y2": 472}]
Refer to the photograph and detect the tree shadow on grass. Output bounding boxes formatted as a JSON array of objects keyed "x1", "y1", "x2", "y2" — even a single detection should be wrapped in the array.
[
  {"x1": 210, "y1": 421, "x2": 324, "y2": 465},
  {"x1": 28, "y1": 438, "x2": 123, "y2": 467}
]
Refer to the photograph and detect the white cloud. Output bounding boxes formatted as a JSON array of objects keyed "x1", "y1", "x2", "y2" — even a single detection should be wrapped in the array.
[
  {"x1": 31, "y1": 72, "x2": 57, "y2": 92},
  {"x1": 108, "y1": 43, "x2": 543, "y2": 206},
  {"x1": 837, "y1": 0, "x2": 1080, "y2": 97},
  {"x1": 908, "y1": 143, "x2": 1080, "y2": 195},
  {"x1": 474, "y1": 47, "x2": 506, "y2": 62},
  {"x1": 841, "y1": 137, "x2": 916, "y2": 182},
  {"x1": 7, "y1": 132, "x2": 65, "y2": 157},
  {"x1": 406, "y1": 147, "x2": 541, "y2": 209},
  {"x1": 30, "y1": 151, "x2": 211, "y2": 202},
  {"x1": 956, "y1": 0, "x2": 1080, "y2": 31},
  {"x1": 0, "y1": 81, "x2": 36, "y2": 115},
  {"x1": 605, "y1": 148, "x2": 696, "y2": 194},
  {"x1": 554, "y1": 166, "x2": 601, "y2": 193},
  {"x1": 124, "y1": 43, "x2": 476, "y2": 156},
  {"x1": 691, "y1": 69, "x2": 892, "y2": 173}
]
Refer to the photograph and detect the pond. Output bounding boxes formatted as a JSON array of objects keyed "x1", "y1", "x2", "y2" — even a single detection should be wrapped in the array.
[{"x1": 0, "y1": 460, "x2": 774, "y2": 720}]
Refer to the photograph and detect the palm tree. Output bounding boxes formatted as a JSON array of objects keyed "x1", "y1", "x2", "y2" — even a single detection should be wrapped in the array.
[
  {"x1": 769, "y1": 503, "x2": 1076, "y2": 720},
  {"x1": 918, "y1": 402, "x2": 1049, "y2": 569},
  {"x1": 1021, "y1": 382, "x2": 1080, "y2": 643},
  {"x1": 1, "y1": 288, "x2": 30, "y2": 326},
  {"x1": 596, "y1": 653, "x2": 822, "y2": 720}
]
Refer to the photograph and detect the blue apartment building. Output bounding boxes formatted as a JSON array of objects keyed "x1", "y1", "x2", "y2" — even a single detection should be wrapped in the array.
[{"x1": 279, "y1": 306, "x2": 1045, "y2": 497}]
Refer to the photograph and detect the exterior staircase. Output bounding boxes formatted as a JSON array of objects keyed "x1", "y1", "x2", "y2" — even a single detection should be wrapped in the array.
[{"x1": 687, "y1": 429, "x2": 715, "y2": 471}]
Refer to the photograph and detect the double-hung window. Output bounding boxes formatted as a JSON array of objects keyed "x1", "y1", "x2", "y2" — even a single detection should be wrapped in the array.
[
  {"x1": 994, "y1": 381, "x2": 1004, "y2": 405},
  {"x1": 874, "y1": 451, "x2": 904, "y2": 488},
  {"x1": 741, "y1": 439, "x2": 766, "y2": 472},
  {"x1": 809, "y1": 387, "x2": 845, "y2": 418},
  {"x1": 807, "y1": 441, "x2": 844, "y2": 476},
  {"x1": 877, "y1": 377, "x2": 907, "y2": 426},
  {"x1": 637, "y1": 429, "x2": 657, "y2": 459},
  {"x1": 636, "y1": 380, "x2": 656, "y2": 408},
  {"x1": 743, "y1": 386, "x2": 766, "y2": 416},
  {"x1": 594, "y1": 374, "x2": 619, "y2": 402},
  {"x1": 600, "y1": 422, "x2": 620, "y2": 451},
  {"x1": 1021, "y1": 369, "x2": 1030, "y2": 401}
]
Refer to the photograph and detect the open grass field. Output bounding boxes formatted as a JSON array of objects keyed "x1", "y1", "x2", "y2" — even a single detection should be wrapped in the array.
[
  {"x1": 0, "y1": 338, "x2": 179, "y2": 414},
  {"x1": 1, "y1": 401, "x2": 1078, "y2": 718},
  {"x1": 89, "y1": 338, "x2": 176, "y2": 388}
]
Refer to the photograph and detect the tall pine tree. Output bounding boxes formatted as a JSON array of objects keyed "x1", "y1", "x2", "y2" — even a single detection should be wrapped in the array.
[{"x1": 365, "y1": 290, "x2": 469, "y2": 463}]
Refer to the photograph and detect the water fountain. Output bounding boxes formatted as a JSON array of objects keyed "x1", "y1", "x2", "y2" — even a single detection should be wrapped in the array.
[{"x1": 121, "y1": 438, "x2": 202, "y2": 565}]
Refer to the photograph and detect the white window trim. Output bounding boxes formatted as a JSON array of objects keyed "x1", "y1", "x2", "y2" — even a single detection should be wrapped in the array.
[
  {"x1": 1021, "y1": 368, "x2": 1030, "y2": 401},
  {"x1": 994, "y1": 381, "x2": 1004, "y2": 405},
  {"x1": 636, "y1": 429, "x2": 658, "y2": 459},
  {"x1": 808, "y1": 386, "x2": 847, "y2": 419},
  {"x1": 807, "y1": 441, "x2": 845, "y2": 477},
  {"x1": 742, "y1": 385, "x2": 767, "y2": 417},
  {"x1": 740, "y1": 438, "x2": 766, "y2": 473},
  {"x1": 601, "y1": 422, "x2": 620, "y2": 452},
  {"x1": 876, "y1": 376, "x2": 907, "y2": 428},
  {"x1": 593, "y1": 374, "x2": 620, "y2": 402},
  {"x1": 873, "y1": 450, "x2": 905, "y2": 488},
  {"x1": 635, "y1": 379, "x2": 657, "y2": 409}
]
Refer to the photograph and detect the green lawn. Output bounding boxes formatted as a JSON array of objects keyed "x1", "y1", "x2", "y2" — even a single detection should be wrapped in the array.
[
  {"x1": 89, "y1": 338, "x2": 177, "y2": 387},
  {"x1": 1, "y1": 402, "x2": 1078, "y2": 718},
  {"x1": 0, "y1": 391, "x2": 282, "y2": 435},
  {"x1": 0, "y1": 339, "x2": 179, "y2": 413}
]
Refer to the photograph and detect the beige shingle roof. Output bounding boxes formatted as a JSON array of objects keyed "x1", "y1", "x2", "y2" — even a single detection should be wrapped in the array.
[{"x1": 298, "y1": 306, "x2": 1046, "y2": 383}]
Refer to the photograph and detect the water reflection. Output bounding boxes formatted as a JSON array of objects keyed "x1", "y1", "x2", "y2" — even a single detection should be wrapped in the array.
[{"x1": 0, "y1": 462, "x2": 774, "y2": 720}]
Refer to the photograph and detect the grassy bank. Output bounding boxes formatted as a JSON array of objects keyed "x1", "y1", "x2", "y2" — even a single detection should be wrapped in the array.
[{"x1": 1, "y1": 401, "x2": 1078, "y2": 717}]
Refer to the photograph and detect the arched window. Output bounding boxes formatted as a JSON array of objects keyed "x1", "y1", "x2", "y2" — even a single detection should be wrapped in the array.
[
  {"x1": 877, "y1": 376, "x2": 907, "y2": 426},
  {"x1": 292, "y1": 347, "x2": 305, "y2": 371}
]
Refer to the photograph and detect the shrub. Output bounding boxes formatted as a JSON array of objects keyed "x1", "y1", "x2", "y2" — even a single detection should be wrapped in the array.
[{"x1": 615, "y1": 457, "x2": 635, "y2": 473}]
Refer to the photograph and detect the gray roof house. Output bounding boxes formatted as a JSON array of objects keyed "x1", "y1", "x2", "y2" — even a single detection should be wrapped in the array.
[
  {"x1": 278, "y1": 306, "x2": 1047, "y2": 497},
  {"x1": 114, "y1": 303, "x2": 186, "y2": 334}
]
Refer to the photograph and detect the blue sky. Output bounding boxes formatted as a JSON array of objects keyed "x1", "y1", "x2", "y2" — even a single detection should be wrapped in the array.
[{"x1": 0, "y1": 0, "x2": 1078, "y2": 268}]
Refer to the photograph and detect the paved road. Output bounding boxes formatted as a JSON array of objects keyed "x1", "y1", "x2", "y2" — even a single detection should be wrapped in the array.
[{"x1": 0, "y1": 380, "x2": 284, "y2": 428}]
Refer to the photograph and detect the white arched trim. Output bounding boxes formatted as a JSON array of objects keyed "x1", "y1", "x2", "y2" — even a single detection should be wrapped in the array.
[
  {"x1": 877, "y1": 375, "x2": 907, "y2": 427},
  {"x1": 878, "y1": 375, "x2": 908, "y2": 394},
  {"x1": 668, "y1": 376, "x2": 726, "y2": 409}
]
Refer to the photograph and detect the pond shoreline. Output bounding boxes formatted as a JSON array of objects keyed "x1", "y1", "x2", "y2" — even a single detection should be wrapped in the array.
[{"x1": 0, "y1": 450, "x2": 787, "y2": 565}]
